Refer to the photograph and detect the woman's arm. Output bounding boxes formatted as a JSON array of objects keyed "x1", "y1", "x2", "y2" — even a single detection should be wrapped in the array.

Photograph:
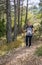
[
  {"x1": 32, "y1": 25, "x2": 34, "y2": 34},
  {"x1": 22, "y1": 29, "x2": 26, "y2": 33},
  {"x1": 32, "y1": 28, "x2": 34, "y2": 34}
]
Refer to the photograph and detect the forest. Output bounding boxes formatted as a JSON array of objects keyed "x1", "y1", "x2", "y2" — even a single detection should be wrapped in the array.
[{"x1": 0, "y1": 0, "x2": 42, "y2": 65}]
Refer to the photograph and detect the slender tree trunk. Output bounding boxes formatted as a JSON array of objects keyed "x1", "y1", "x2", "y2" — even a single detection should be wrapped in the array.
[
  {"x1": 13, "y1": 0, "x2": 17, "y2": 40},
  {"x1": 21, "y1": 0, "x2": 23, "y2": 27},
  {"x1": 6, "y1": 0, "x2": 12, "y2": 43},
  {"x1": 17, "y1": 0, "x2": 20, "y2": 33},
  {"x1": 0, "y1": 14, "x2": 1, "y2": 21},
  {"x1": 25, "y1": 0, "x2": 28, "y2": 24},
  {"x1": 0, "y1": 12, "x2": 1, "y2": 21}
]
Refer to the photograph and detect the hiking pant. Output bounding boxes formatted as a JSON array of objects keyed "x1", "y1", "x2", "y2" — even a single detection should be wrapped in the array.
[{"x1": 26, "y1": 35, "x2": 32, "y2": 46}]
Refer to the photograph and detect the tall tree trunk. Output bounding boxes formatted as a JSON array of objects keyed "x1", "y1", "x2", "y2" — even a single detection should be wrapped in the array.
[
  {"x1": 0, "y1": 12, "x2": 1, "y2": 21},
  {"x1": 25, "y1": 0, "x2": 28, "y2": 24},
  {"x1": 6, "y1": 0, "x2": 12, "y2": 43},
  {"x1": 13, "y1": 0, "x2": 17, "y2": 40},
  {"x1": 17, "y1": 0, "x2": 20, "y2": 33},
  {"x1": 20, "y1": 0, "x2": 23, "y2": 27}
]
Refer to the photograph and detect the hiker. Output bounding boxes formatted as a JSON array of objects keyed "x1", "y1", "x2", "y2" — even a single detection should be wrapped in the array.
[
  {"x1": 23, "y1": 20, "x2": 34, "y2": 47},
  {"x1": 25, "y1": 21, "x2": 34, "y2": 47}
]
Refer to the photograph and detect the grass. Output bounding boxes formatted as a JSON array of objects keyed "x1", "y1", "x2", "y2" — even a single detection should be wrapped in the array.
[
  {"x1": 35, "y1": 46, "x2": 42, "y2": 56},
  {"x1": 0, "y1": 34, "x2": 25, "y2": 56},
  {"x1": 0, "y1": 34, "x2": 42, "y2": 57}
]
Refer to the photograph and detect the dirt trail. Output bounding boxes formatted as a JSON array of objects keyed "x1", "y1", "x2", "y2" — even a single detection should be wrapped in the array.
[{"x1": 0, "y1": 41, "x2": 42, "y2": 65}]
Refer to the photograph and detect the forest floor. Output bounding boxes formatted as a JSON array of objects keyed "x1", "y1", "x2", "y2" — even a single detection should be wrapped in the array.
[
  {"x1": 0, "y1": 35, "x2": 42, "y2": 65},
  {"x1": 0, "y1": 41, "x2": 42, "y2": 65}
]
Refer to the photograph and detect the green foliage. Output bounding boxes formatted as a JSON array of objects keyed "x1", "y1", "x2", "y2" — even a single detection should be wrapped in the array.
[
  {"x1": 0, "y1": 36, "x2": 23, "y2": 56},
  {"x1": 0, "y1": 19, "x2": 6, "y2": 37},
  {"x1": 39, "y1": 20, "x2": 42, "y2": 35},
  {"x1": 35, "y1": 46, "x2": 42, "y2": 56},
  {"x1": 36, "y1": 14, "x2": 42, "y2": 19}
]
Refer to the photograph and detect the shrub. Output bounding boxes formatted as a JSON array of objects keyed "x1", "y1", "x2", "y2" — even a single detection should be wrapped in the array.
[
  {"x1": 39, "y1": 20, "x2": 42, "y2": 35},
  {"x1": 0, "y1": 19, "x2": 6, "y2": 37},
  {"x1": 35, "y1": 46, "x2": 42, "y2": 56}
]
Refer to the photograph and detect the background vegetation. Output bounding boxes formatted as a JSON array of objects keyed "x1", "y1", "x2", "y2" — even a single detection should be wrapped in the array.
[{"x1": 0, "y1": 0, "x2": 42, "y2": 56}]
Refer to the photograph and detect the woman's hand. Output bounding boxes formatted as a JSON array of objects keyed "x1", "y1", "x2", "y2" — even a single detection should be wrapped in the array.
[{"x1": 32, "y1": 28, "x2": 34, "y2": 34}]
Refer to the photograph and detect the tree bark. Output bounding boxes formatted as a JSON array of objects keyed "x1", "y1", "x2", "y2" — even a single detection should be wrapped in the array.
[
  {"x1": 0, "y1": 12, "x2": 1, "y2": 21},
  {"x1": 13, "y1": 0, "x2": 17, "y2": 40},
  {"x1": 25, "y1": 0, "x2": 28, "y2": 24},
  {"x1": 6, "y1": 0, "x2": 12, "y2": 43},
  {"x1": 17, "y1": 0, "x2": 20, "y2": 33},
  {"x1": 20, "y1": 0, "x2": 23, "y2": 27}
]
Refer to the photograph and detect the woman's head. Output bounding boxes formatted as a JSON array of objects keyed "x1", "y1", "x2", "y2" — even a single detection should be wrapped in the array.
[{"x1": 27, "y1": 20, "x2": 31, "y2": 26}]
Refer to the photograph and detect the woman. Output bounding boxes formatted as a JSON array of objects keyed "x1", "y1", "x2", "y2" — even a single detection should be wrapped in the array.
[{"x1": 24, "y1": 21, "x2": 34, "y2": 47}]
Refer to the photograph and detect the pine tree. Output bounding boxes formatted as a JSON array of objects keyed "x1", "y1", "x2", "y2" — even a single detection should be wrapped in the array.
[{"x1": 6, "y1": 0, "x2": 12, "y2": 43}]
